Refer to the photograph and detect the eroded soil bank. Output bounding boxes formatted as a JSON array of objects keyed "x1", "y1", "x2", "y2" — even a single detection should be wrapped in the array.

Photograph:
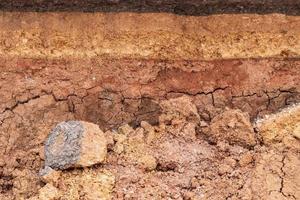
[
  {"x1": 2, "y1": 96, "x2": 300, "y2": 200},
  {"x1": 0, "y1": 11, "x2": 299, "y2": 200},
  {"x1": 0, "y1": 57, "x2": 299, "y2": 200}
]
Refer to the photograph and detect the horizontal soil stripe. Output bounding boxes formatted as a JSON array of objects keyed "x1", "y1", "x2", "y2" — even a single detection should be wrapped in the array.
[
  {"x1": 1, "y1": 57, "x2": 299, "y2": 129},
  {"x1": 1, "y1": 12, "x2": 300, "y2": 60},
  {"x1": 0, "y1": 1, "x2": 300, "y2": 15}
]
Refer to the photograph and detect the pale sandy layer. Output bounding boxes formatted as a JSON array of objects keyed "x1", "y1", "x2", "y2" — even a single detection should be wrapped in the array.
[
  {"x1": 256, "y1": 103, "x2": 300, "y2": 146},
  {"x1": 1, "y1": 12, "x2": 300, "y2": 60}
]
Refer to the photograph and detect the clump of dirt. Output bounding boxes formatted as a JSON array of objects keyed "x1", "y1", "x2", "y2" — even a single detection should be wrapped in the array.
[
  {"x1": 207, "y1": 109, "x2": 257, "y2": 147},
  {"x1": 16, "y1": 96, "x2": 300, "y2": 200},
  {"x1": 31, "y1": 169, "x2": 115, "y2": 200},
  {"x1": 255, "y1": 103, "x2": 300, "y2": 150}
]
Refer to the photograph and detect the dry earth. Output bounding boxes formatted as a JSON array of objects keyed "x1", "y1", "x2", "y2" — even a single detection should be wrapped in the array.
[
  {"x1": 0, "y1": 11, "x2": 299, "y2": 200},
  {"x1": 3, "y1": 96, "x2": 299, "y2": 200}
]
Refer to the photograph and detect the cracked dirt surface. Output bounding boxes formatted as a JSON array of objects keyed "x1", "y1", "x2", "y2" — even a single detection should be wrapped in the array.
[
  {"x1": 1, "y1": 96, "x2": 299, "y2": 200},
  {"x1": 1, "y1": 57, "x2": 299, "y2": 129},
  {"x1": 0, "y1": 57, "x2": 299, "y2": 199},
  {"x1": 246, "y1": 151, "x2": 300, "y2": 200},
  {"x1": 0, "y1": 10, "x2": 300, "y2": 200}
]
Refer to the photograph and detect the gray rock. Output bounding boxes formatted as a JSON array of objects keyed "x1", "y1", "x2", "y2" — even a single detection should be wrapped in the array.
[
  {"x1": 44, "y1": 121, "x2": 84, "y2": 170},
  {"x1": 44, "y1": 120, "x2": 107, "y2": 170}
]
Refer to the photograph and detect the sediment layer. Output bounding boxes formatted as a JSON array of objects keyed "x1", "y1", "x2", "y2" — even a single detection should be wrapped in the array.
[
  {"x1": 1, "y1": 57, "x2": 299, "y2": 130},
  {"x1": 0, "y1": 0, "x2": 300, "y2": 15},
  {"x1": 1, "y1": 12, "x2": 300, "y2": 60},
  {"x1": 0, "y1": 11, "x2": 300, "y2": 200}
]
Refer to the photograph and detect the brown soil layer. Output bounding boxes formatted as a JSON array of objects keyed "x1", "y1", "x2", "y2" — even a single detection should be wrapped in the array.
[
  {"x1": 1, "y1": 57, "x2": 299, "y2": 130},
  {"x1": 1, "y1": 12, "x2": 300, "y2": 60},
  {"x1": 0, "y1": 0, "x2": 300, "y2": 15}
]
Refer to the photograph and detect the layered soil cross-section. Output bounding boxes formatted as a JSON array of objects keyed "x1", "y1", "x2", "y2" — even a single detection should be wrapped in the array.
[{"x1": 0, "y1": 11, "x2": 299, "y2": 200}]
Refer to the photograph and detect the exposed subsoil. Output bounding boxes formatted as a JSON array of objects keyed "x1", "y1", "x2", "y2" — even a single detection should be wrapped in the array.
[
  {"x1": 1, "y1": 57, "x2": 300, "y2": 129},
  {"x1": 1, "y1": 95, "x2": 299, "y2": 200},
  {"x1": 0, "y1": 56, "x2": 299, "y2": 199},
  {"x1": 0, "y1": 10, "x2": 299, "y2": 200}
]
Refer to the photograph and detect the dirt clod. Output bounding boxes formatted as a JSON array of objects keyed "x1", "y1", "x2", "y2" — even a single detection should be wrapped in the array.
[
  {"x1": 39, "y1": 166, "x2": 61, "y2": 185},
  {"x1": 256, "y1": 103, "x2": 300, "y2": 149},
  {"x1": 208, "y1": 109, "x2": 257, "y2": 147},
  {"x1": 139, "y1": 154, "x2": 157, "y2": 171},
  {"x1": 239, "y1": 152, "x2": 254, "y2": 167},
  {"x1": 293, "y1": 124, "x2": 300, "y2": 140},
  {"x1": 31, "y1": 183, "x2": 60, "y2": 200}
]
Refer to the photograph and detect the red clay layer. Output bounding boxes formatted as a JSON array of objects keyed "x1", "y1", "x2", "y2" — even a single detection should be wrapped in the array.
[{"x1": 1, "y1": 57, "x2": 299, "y2": 130}]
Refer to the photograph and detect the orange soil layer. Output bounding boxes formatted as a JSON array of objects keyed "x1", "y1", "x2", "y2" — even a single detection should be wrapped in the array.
[
  {"x1": 1, "y1": 12, "x2": 300, "y2": 60},
  {"x1": 1, "y1": 57, "x2": 299, "y2": 130}
]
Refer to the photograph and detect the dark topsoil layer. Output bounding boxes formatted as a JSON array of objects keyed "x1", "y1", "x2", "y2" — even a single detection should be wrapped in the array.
[{"x1": 1, "y1": 0, "x2": 300, "y2": 15}]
